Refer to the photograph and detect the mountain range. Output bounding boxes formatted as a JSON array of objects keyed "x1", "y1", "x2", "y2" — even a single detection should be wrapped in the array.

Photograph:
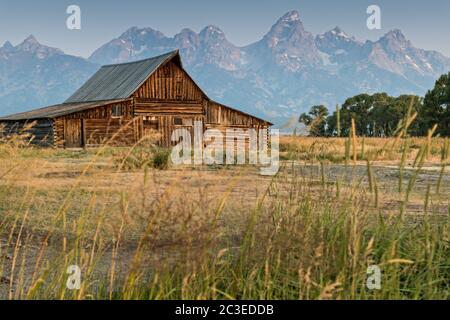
[{"x1": 1, "y1": 10, "x2": 450, "y2": 125}]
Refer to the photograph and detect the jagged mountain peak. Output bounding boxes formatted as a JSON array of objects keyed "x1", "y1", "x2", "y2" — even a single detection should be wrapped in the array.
[
  {"x1": 331, "y1": 26, "x2": 343, "y2": 33},
  {"x1": 270, "y1": 10, "x2": 305, "y2": 34},
  {"x1": 22, "y1": 35, "x2": 39, "y2": 45},
  {"x1": 330, "y1": 26, "x2": 350, "y2": 38},
  {"x1": 244, "y1": 10, "x2": 321, "y2": 71},
  {"x1": 120, "y1": 26, "x2": 139, "y2": 37},
  {"x1": 315, "y1": 26, "x2": 364, "y2": 62},
  {"x1": 1, "y1": 41, "x2": 14, "y2": 51},
  {"x1": 14, "y1": 35, "x2": 63, "y2": 58},
  {"x1": 372, "y1": 29, "x2": 413, "y2": 62},
  {"x1": 384, "y1": 29, "x2": 407, "y2": 40},
  {"x1": 379, "y1": 29, "x2": 410, "y2": 48},
  {"x1": 119, "y1": 26, "x2": 166, "y2": 40},
  {"x1": 174, "y1": 28, "x2": 199, "y2": 44},
  {"x1": 263, "y1": 10, "x2": 314, "y2": 49},
  {"x1": 173, "y1": 29, "x2": 200, "y2": 65},
  {"x1": 17, "y1": 35, "x2": 40, "y2": 50},
  {"x1": 317, "y1": 26, "x2": 356, "y2": 42},
  {"x1": 200, "y1": 25, "x2": 226, "y2": 39},
  {"x1": 198, "y1": 25, "x2": 241, "y2": 71},
  {"x1": 278, "y1": 10, "x2": 301, "y2": 23},
  {"x1": 89, "y1": 22, "x2": 240, "y2": 69},
  {"x1": 179, "y1": 28, "x2": 196, "y2": 35},
  {"x1": 201, "y1": 25, "x2": 223, "y2": 32}
]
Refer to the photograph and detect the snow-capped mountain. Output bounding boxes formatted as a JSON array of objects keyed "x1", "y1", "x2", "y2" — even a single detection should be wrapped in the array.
[
  {"x1": 89, "y1": 23, "x2": 243, "y2": 71},
  {"x1": 366, "y1": 29, "x2": 450, "y2": 79},
  {"x1": 315, "y1": 27, "x2": 365, "y2": 64},
  {"x1": 243, "y1": 10, "x2": 322, "y2": 72},
  {"x1": 1, "y1": 10, "x2": 450, "y2": 124}
]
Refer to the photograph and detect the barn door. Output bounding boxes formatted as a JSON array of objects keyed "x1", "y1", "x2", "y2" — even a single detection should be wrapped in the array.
[
  {"x1": 64, "y1": 119, "x2": 83, "y2": 148},
  {"x1": 143, "y1": 116, "x2": 159, "y2": 138}
]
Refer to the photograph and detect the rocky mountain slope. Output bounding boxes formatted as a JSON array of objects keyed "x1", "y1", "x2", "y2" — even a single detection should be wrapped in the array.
[{"x1": 0, "y1": 36, "x2": 97, "y2": 114}]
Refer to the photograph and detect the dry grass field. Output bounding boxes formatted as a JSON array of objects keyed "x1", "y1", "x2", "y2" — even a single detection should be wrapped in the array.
[{"x1": 0, "y1": 134, "x2": 449, "y2": 299}]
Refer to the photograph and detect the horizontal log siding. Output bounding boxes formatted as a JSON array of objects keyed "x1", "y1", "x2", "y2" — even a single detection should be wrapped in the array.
[
  {"x1": 61, "y1": 100, "x2": 133, "y2": 120},
  {"x1": 134, "y1": 100, "x2": 204, "y2": 115},
  {"x1": 84, "y1": 118, "x2": 138, "y2": 147},
  {"x1": 1, "y1": 119, "x2": 54, "y2": 146},
  {"x1": 55, "y1": 100, "x2": 136, "y2": 147}
]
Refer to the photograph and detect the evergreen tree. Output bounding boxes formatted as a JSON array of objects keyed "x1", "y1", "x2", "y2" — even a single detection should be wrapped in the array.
[{"x1": 420, "y1": 72, "x2": 450, "y2": 136}]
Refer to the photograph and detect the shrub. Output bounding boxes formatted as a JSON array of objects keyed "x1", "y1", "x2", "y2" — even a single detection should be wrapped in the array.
[
  {"x1": 151, "y1": 147, "x2": 171, "y2": 170},
  {"x1": 113, "y1": 146, "x2": 171, "y2": 170}
]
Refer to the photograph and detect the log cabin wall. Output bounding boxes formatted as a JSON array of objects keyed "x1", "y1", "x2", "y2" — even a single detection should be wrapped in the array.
[
  {"x1": 1, "y1": 119, "x2": 54, "y2": 146},
  {"x1": 54, "y1": 100, "x2": 137, "y2": 147}
]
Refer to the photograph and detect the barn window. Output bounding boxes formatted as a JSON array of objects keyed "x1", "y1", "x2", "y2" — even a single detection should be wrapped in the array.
[
  {"x1": 173, "y1": 117, "x2": 183, "y2": 125},
  {"x1": 112, "y1": 104, "x2": 122, "y2": 117}
]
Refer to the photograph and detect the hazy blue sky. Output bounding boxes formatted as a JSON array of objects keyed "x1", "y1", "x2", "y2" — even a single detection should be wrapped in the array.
[{"x1": 1, "y1": 0, "x2": 449, "y2": 58}]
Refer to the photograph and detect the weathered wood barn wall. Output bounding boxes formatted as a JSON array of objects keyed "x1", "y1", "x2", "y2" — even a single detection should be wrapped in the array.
[
  {"x1": 0, "y1": 119, "x2": 54, "y2": 146},
  {"x1": 0, "y1": 50, "x2": 271, "y2": 148}
]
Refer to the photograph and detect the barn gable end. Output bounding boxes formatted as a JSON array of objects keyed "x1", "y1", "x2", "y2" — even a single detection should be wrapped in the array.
[{"x1": 133, "y1": 60, "x2": 204, "y2": 103}]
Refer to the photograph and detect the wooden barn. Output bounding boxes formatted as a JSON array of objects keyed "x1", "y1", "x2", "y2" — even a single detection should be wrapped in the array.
[{"x1": 0, "y1": 50, "x2": 271, "y2": 148}]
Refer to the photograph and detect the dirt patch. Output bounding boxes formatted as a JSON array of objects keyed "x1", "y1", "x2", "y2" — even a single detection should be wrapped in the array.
[{"x1": 39, "y1": 171, "x2": 88, "y2": 179}]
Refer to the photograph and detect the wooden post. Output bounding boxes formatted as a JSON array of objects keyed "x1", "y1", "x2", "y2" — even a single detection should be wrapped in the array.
[
  {"x1": 351, "y1": 118, "x2": 357, "y2": 164},
  {"x1": 336, "y1": 104, "x2": 341, "y2": 137}
]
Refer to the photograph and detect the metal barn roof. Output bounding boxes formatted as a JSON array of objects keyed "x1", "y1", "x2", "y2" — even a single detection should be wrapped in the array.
[
  {"x1": 0, "y1": 99, "x2": 125, "y2": 120},
  {"x1": 64, "y1": 50, "x2": 179, "y2": 103}
]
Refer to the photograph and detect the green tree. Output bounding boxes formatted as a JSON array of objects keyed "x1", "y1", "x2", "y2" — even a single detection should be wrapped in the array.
[
  {"x1": 326, "y1": 94, "x2": 374, "y2": 136},
  {"x1": 420, "y1": 72, "x2": 450, "y2": 136},
  {"x1": 299, "y1": 105, "x2": 329, "y2": 137},
  {"x1": 391, "y1": 95, "x2": 422, "y2": 136},
  {"x1": 326, "y1": 93, "x2": 422, "y2": 137},
  {"x1": 370, "y1": 94, "x2": 422, "y2": 137}
]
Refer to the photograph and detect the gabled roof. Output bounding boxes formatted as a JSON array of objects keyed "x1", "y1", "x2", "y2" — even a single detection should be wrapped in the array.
[
  {"x1": 0, "y1": 99, "x2": 125, "y2": 121},
  {"x1": 65, "y1": 50, "x2": 180, "y2": 103}
]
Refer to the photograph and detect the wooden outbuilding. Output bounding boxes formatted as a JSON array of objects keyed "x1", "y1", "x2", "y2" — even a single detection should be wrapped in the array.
[{"x1": 0, "y1": 50, "x2": 271, "y2": 148}]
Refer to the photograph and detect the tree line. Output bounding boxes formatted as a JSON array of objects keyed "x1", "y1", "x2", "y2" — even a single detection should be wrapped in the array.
[{"x1": 299, "y1": 72, "x2": 450, "y2": 137}]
